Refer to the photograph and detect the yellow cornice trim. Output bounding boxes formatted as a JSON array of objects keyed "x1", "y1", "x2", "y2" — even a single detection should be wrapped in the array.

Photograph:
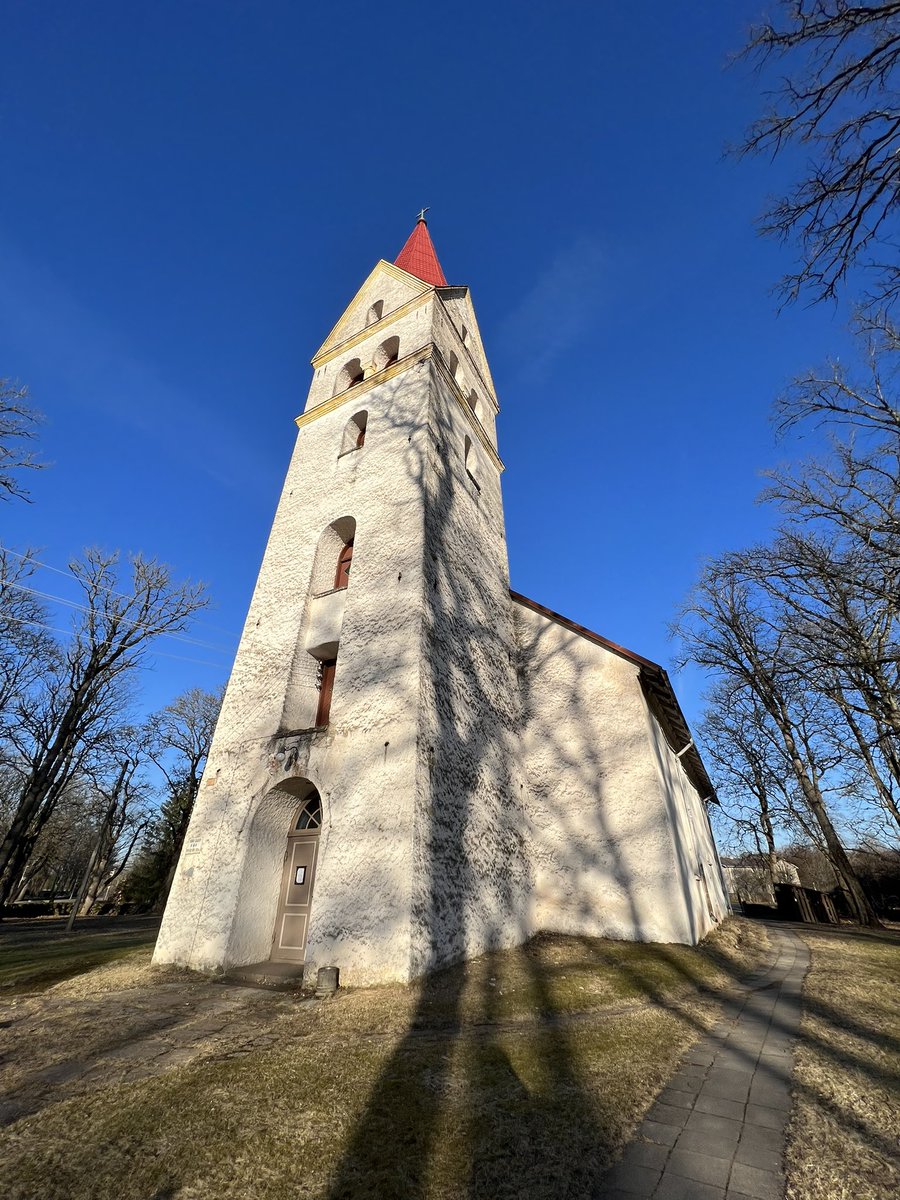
[
  {"x1": 311, "y1": 261, "x2": 430, "y2": 365},
  {"x1": 295, "y1": 345, "x2": 433, "y2": 430},
  {"x1": 295, "y1": 342, "x2": 505, "y2": 475},
  {"x1": 432, "y1": 290, "x2": 500, "y2": 413},
  {"x1": 311, "y1": 289, "x2": 432, "y2": 369},
  {"x1": 431, "y1": 346, "x2": 504, "y2": 472}
]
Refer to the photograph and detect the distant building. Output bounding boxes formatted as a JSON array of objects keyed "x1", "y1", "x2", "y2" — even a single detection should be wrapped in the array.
[
  {"x1": 722, "y1": 859, "x2": 801, "y2": 907},
  {"x1": 155, "y1": 217, "x2": 728, "y2": 986}
]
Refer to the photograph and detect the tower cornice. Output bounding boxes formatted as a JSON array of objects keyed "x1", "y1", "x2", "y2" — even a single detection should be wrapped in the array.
[
  {"x1": 296, "y1": 343, "x2": 504, "y2": 473},
  {"x1": 311, "y1": 285, "x2": 432, "y2": 369}
]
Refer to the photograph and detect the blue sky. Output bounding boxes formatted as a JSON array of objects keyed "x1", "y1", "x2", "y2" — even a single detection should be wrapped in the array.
[{"x1": 1, "y1": 1, "x2": 857, "y2": 728}]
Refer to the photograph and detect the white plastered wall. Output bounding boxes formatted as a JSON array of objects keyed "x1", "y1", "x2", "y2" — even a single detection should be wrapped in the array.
[
  {"x1": 644, "y1": 713, "x2": 729, "y2": 939},
  {"x1": 512, "y1": 600, "x2": 723, "y2": 945},
  {"x1": 154, "y1": 348, "x2": 436, "y2": 984},
  {"x1": 409, "y1": 356, "x2": 531, "y2": 977}
]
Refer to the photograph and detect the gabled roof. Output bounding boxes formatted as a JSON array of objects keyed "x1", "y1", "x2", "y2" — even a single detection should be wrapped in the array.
[
  {"x1": 394, "y1": 217, "x2": 447, "y2": 287},
  {"x1": 510, "y1": 591, "x2": 717, "y2": 803}
]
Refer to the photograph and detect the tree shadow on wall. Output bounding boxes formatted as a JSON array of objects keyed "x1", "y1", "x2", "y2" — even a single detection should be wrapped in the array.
[{"x1": 320, "y1": 365, "x2": 639, "y2": 1198}]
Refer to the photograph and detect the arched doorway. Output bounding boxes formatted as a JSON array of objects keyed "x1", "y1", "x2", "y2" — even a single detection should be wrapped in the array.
[{"x1": 270, "y1": 783, "x2": 322, "y2": 963}]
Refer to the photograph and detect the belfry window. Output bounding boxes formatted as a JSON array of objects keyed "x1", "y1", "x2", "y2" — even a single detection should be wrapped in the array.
[
  {"x1": 373, "y1": 336, "x2": 400, "y2": 372},
  {"x1": 316, "y1": 658, "x2": 337, "y2": 726},
  {"x1": 340, "y1": 411, "x2": 367, "y2": 456},
  {"x1": 366, "y1": 299, "x2": 384, "y2": 326},
  {"x1": 335, "y1": 539, "x2": 354, "y2": 589},
  {"x1": 447, "y1": 351, "x2": 460, "y2": 381},
  {"x1": 464, "y1": 435, "x2": 480, "y2": 491},
  {"x1": 334, "y1": 358, "x2": 364, "y2": 395}
]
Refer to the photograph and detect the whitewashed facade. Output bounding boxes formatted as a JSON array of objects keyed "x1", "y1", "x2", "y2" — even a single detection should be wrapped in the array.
[{"x1": 154, "y1": 223, "x2": 728, "y2": 986}]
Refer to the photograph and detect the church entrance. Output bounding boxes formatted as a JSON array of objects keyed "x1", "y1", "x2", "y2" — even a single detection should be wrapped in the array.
[{"x1": 270, "y1": 787, "x2": 322, "y2": 963}]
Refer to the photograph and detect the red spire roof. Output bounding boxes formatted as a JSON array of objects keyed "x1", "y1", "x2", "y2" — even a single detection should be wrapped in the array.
[{"x1": 394, "y1": 215, "x2": 447, "y2": 286}]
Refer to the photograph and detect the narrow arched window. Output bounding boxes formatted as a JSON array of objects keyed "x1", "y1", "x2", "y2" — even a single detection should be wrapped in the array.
[
  {"x1": 447, "y1": 351, "x2": 459, "y2": 381},
  {"x1": 334, "y1": 358, "x2": 364, "y2": 396},
  {"x1": 335, "y1": 539, "x2": 354, "y2": 589},
  {"x1": 309, "y1": 517, "x2": 356, "y2": 595},
  {"x1": 461, "y1": 325, "x2": 469, "y2": 345},
  {"x1": 373, "y1": 336, "x2": 400, "y2": 373},
  {"x1": 464, "y1": 435, "x2": 480, "y2": 492},
  {"x1": 467, "y1": 390, "x2": 480, "y2": 419},
  {"x1": 340, "y1": 411, "x2": 367, "y2": 456},
  {"x1": 366, "y1": 300, "x2": 384, "y2": 326}
]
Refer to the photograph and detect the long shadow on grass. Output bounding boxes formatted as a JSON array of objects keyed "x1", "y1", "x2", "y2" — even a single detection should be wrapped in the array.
[
  {"x1": 324, "y1": 359, "x2": 616, "y2": 1199},
  {"x1": 596, "y1": 921, "x2": 900, "y2": 1170}
]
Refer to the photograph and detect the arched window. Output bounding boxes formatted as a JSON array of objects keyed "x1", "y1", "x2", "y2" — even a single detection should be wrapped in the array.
[
  {"x1": 334, "y1": 358, "x2": 364, "y2": 396},
  {"x1": 309, "y1": 517, "x2": 356, "y2": 595},
  {"x1": 335, "y1": 539, "x2": 354, "y2": 589},
  {"x1": 366, "y1": 299, "x2": 384, "y2": 326},
  {"x1": 447, "y1": 351, "x2": 460, "y2": 381},
  {"x1": 464, "y1": 435, "x2": 480, "y2": 491},
  {"x1": 467, "y1": 390, "x2": 480, "y2": 419},
  {"x1": 294, "y1": 791, "x2": 322, "y2": 830},
  {"x1": 340, "y1": 411, "x2": 367, "y2": 455},
  {"x1": 461, "y1": 325, "x2": 469, "y2": 345},
  {"x1": 373, "y1": 336, "x2": 400, "y2": 373}
]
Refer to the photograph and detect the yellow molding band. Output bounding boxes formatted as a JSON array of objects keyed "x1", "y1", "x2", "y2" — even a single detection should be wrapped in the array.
[
  {"x1": 295, "y1": 345, "x2": 434, "y2": 429},
  {"x1": 295, "y1": 343, "x2": 505, "y2": 474},
  {"x1": 430, "y1": 347, "x2": 504, "y2": 472},
  {"x1": 311, "y1": 289, "x2": 433, "y2": 369}
]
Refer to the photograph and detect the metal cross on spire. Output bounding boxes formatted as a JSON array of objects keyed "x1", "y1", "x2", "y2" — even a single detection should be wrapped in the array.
[{"x1": 416, "y1": 207, "x2": 430, "y2": 222}]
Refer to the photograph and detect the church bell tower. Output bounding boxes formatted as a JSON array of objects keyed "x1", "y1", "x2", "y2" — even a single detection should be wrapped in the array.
[{"x1": 155, "y1": 216, "x2": 531, "y2": 985}]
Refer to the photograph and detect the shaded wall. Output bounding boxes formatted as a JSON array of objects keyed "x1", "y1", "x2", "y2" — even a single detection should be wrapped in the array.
[{"x1": 512, "y1": 599, "x2": 724, "y2": 945}]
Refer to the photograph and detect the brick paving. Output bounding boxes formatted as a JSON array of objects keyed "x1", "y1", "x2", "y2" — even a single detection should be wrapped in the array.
[{"x1": 599, "y1": 926, "x2": 808, "y2": 1200}]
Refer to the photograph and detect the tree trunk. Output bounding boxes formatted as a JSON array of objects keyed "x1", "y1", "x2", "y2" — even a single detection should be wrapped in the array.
[{"x1": 774, "y1": 710, "x2": 882, "y2": 926}]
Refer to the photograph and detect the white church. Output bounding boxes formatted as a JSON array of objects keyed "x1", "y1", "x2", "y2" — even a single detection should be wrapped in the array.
[{"x1": 154, "y1": 216, "x2": 728, "y2": 987}]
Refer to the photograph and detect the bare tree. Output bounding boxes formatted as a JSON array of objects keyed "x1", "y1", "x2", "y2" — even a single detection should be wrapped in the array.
[
  {"x1": 145, "y1": 686, "x2": 222, "y2": 906},
  {"x1": 75, "y1": 739, "x2": 152, "y2": 916},
  {"x1": 0, "y1": 380, "x2": 45, "y2": 501},
  {"x1": 0, "y1": 550, "x2": 207, "y2": 910},
  {"x1": 676, "y1": 555, "x2": 881, "y2": 924},
  {"x1": 739, "y1": 2, "x2": 900, "y2": 311},
  {"x1": 700, "y1": 685, "x2": 793, "y2": 885},
  {"x1": 0, "y1": 549, "x2": 56, "y2": 736}
]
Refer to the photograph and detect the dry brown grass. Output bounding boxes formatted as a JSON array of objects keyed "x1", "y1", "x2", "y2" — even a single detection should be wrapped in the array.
[
  {"x1": 786, "y1": 925, "x2": 900, "y2": 1200},
  {"x1": 0, "y1": 918, "x2": 770, "y2": 1200}
]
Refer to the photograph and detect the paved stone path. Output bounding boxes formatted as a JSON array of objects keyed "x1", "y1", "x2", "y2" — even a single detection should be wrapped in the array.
[{"x1": 600, "y1": 925, "x2": 809, "y2": 1200}]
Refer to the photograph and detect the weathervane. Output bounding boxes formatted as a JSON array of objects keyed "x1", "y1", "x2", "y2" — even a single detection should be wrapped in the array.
[{"x1": 416, "y1": 207, "x2": 430, "y2": 222}]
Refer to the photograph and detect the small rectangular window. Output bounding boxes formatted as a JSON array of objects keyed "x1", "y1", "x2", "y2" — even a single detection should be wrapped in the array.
[{"x1": 316, "y1": 658, "x2": 337, "y2": 726}]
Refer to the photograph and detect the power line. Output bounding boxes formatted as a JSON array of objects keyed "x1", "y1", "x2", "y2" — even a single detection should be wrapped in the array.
[
  {"x1": 0, "y1": 544, "x2": 241, "y2": 639},
  {"x1": 3, "y1": 580, "x2": 233, "y2": 654},
  {"x1": 0, "y1": 611, "x2": 227, "y2": 670}
]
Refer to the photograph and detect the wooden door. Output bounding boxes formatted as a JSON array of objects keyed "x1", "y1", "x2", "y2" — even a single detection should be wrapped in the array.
[
  {"x1": 271, "y1": 792, "x2": 322, "y2": 963},
  {"x1": 271, "y1": 835, "x2": 319, "y2": 962}
]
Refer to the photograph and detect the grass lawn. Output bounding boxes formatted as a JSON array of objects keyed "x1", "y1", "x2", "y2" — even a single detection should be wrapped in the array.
[
  {"x1": 0, "y1": 919, "x2": 769, "y2": 1200},
  {"x1": 786, "y1": 924, "x2": 900, "y2": 1200},
  {"x1": 0, "y1": 916, "x2": 160, "y2": 993}
]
